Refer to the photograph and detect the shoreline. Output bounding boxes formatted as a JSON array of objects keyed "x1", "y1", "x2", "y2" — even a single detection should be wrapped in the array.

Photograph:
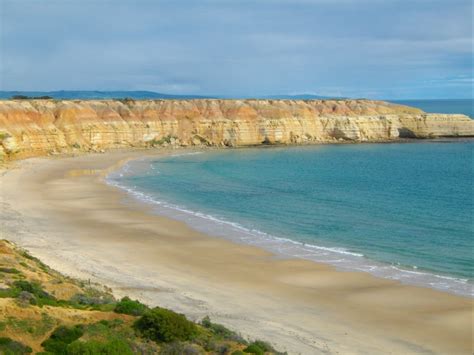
[
  {"x1": 106, "y1": 146, "x2": 472, "y2": 298},
  {"x1": 1, "y1": 149, "x2": 473, "y2": 354}
]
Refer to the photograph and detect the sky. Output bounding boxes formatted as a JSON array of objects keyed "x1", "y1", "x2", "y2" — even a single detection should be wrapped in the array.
[{"x1": 0, "y1": 0, "x2": 472, "y2": 99}]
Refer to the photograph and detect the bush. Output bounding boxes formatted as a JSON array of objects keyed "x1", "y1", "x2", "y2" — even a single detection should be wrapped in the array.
[
  {"x1": 41, "y1": 325, "x2": 84, "y2": 354},
  {"x1": 243, "y1": 340, "x2": 276, "y2": 354},
  {"x1": 67, "y1": 339, "x2": 133, "y2": 355},
  {"x1": 12, "y1": 280, "x2": 53, "y2": 300},
  {"x1": 201, "y1": 316, "x2": 246, "y2": 343},
  {"x1": 114, "y1": 296, "x2": 149, "y2": 316},
  {"x1": 11, "y1": 281, "x2": 71, "y2": 308},
  {"x1": 150, "y1": 135, "x2": 178, "y2": 146},
  {"x1": 70, "y1": 293, "x2": 114, "y2": 306},
  {"x1": 251, "y1": 340, "x2": 274, "y2": 352},
  {"x1": 0, "y1": 288, "x2": 20, "y2": 298},
  {"x1": 159, "y1": 342, "x2": 200, "y2": 355},
  {"x1": 0, "y1": 337, "x2": 32, "y2": 354},
  {"x1": 135, "y1": 307, "x2": 197, "y2": 343},
  {"x1": 215, "y1": 343, "x2": 231, "y2": 355},
  {"x1": 243, "y1": 343, "x2": 264, "y2": 355},
  {"x1": 116, "y1": 97, "x2": 135, "y2": 105},
  {"x1": 0, "y1": 267, "x2": 21, "y2": 274},
  {"x1": 16, "y1": 291, "x2": 36, "y2": 306},
  {"x1": 10, "y1": 95, "x2": 52, "y2": 100}
]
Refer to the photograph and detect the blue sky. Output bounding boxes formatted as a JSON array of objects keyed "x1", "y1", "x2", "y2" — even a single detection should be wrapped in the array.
[{"x1": 0, "y1": 0, "x2": 472, "y2": 99}]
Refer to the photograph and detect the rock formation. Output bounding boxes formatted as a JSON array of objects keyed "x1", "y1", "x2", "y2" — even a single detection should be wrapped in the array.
[{"x1": 0, "y1": 99, "x2": 472, "y2": 160}]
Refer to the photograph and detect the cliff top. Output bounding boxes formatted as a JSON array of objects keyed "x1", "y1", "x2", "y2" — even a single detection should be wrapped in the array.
[{"x1": 0, "y1": 98, "x2": 424, "y2": 117}]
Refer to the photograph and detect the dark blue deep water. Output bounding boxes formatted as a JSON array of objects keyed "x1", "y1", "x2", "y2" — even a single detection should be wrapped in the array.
[{"x1": 109, "y1": 142, "x2": 473, "y2": 296}]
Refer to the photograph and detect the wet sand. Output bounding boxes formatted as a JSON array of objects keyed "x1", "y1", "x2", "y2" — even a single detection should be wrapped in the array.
[{"x1": 1, "y1": 149, "x2": 472, "y2": 354}]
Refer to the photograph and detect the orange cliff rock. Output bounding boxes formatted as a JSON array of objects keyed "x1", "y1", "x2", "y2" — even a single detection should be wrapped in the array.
[{"x1": 0, "y1": 99, "x2": 472, "y2": 160}]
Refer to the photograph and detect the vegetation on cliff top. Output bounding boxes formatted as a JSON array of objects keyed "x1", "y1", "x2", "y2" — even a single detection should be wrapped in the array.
[
  {"x1": 0, "y1": 240, "x2": 284, "y2": 354},
  {"x1": 10, "y1": 95, "x2": 53, "y2": 100}
]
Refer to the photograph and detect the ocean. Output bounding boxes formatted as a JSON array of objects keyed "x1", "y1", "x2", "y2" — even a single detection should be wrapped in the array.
[
  {"x1": 108, "y1": 141, "x2": 473, "y2": 297},
  {"x1": 390, "y1": 99, "x2": 473, "y2": 118}
]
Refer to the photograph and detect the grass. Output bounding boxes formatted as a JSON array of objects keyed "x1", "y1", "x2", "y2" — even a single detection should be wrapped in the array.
[
  {"x1": 0, "y1": 280, "x2": 117, "y2": 310},
  {"x1": 1, "y1": 313, "x2": 55, "y2": 338}
]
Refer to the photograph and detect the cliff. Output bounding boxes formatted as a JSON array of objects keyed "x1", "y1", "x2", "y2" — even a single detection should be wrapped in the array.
[{"x1": 0, "y1": 99, "x2": 472, "y2": 160}]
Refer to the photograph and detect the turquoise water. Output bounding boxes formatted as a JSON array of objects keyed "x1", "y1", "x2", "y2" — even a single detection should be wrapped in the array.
[
  {"x1": 109, "y1": 142, "x2": 473, "y2": 296},
  {"x1": 391, "y1": 99, "x2": 473, "y2": 118}
]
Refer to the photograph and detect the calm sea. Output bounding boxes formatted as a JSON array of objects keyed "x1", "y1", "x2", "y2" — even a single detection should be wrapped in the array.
[
  {"x1": 108, "y1": 141, "x2": 473, "y2": 297},
  {"x1": 390, "y1": 99, "x2": 473, "y2": 118}
]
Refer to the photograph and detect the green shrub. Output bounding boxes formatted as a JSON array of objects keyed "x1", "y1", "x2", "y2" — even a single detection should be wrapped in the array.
[
  {"x1": 0, "y1": 337, "x2": 32, "y2": 354},
  {"x1": 0, "y1": 281, "x2": 55, "y2": 302},
  {"x1": 41, "y1": 325, "x2": 84, "y2": 354},
  {"x1": 135, "y1": 307, "x2": 197, "y2": 343},
  {"x1": 0, "y1": 132, "x2": 11, "y2": 140},
  {"x1": 150, "y1": 135, "x2": 178, "y2": 146},
  {"x1": 13, "y1": 280, "x2": 53, "y2": 300},
  {"x1": 116, "y1": 98, "x2": 135, "y2": 105},
  {"x1": 201, "y1": 316, "x2": 246, "y2": 343},
  {"x1": 243, "y1": 343, "x2": 264, "y2": 355},
  {"x1": 19, "y1": 250, "x2": 35, "y2": 260},
  {"x1": 251, "y1": 340, "x2": 274, "y2": 352},
  {"x1": 0, "y1": 267, "x2": 21, "y2": 274},
  {"x1": 114, "y1": 296, "x2": 149, "y2": 316},
  {"x1": 70, "y1": 293, "x2": 114, "y2": 307},
  {"x1": 16, "y1": 291, "x2": 36, "y2": 306},
  {"x1": 10, "y1": 95, "x2": 52, "y2": 100},
  {"x1": 67, "y1": 339, "x2": 133, "y2": 355},
  {"x1": 243, "y1": 340, "x2": 277, "y2": 354},
  {"x1": 215, "y1": 343, "x2": 231, "y2": 355},
  {"x1": 0, "y1": 288, "x2": 20, "y2": 298},
  {"x1": 10, "y1": 281, "x2": 71, "y2": 307},
  {"x1": 159, "y1": 342, "x2": 200, "y2": 355}
]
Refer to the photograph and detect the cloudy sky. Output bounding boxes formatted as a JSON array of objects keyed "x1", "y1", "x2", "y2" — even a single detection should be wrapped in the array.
[{"x1": 0, "y1": 0, "x2": 472, "y2": 98}]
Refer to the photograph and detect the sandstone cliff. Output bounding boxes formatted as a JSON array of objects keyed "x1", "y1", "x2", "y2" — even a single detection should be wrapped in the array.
[{"x1": 0, "y1": 99, "x2": 472, "y2": 160}]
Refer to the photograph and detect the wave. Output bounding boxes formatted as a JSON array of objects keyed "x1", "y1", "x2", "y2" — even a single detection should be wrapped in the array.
[{"x1": 106, "y1": 160, "x2": 473, "y2": 298}]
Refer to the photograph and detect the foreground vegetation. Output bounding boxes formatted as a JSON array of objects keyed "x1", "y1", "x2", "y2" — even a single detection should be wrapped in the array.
[{"x1": 0, "y1": 240, "x2": 284, "y2": 354}]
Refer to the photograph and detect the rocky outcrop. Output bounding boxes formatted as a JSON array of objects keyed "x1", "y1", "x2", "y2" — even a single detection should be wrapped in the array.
[{"x1": 0, "y1": 99, "x2": 472, "y2": 160}]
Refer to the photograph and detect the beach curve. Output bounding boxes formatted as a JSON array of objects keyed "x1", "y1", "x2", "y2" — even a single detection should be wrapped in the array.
[{"x1": 0, "y1": 149, "x2": 472, "y2": 354}]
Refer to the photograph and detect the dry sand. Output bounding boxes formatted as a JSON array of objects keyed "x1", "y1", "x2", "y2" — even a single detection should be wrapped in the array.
[{"x1": 0, "y1": 149, "x2": 472, "y2": 354}]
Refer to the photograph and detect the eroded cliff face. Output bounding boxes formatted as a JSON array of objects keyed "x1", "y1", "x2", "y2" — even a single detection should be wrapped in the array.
[{"x1": 0, "y1": 99, "x2": 472, "y2": 160}]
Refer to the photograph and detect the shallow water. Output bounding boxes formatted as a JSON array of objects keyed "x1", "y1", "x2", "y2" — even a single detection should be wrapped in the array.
[{"x1": 108, "y1": 141, "x2": 473, "y2": 297}]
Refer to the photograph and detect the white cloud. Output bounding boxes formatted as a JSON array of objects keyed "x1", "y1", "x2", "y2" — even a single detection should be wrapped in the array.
[{"x1": 0, "y1": 0, "x2": 472, "y2": 98}]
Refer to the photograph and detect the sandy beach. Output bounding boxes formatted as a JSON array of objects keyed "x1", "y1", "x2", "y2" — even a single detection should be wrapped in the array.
[{"x1": 0, "y1": 149, "x2": 472, "y2": 354}]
